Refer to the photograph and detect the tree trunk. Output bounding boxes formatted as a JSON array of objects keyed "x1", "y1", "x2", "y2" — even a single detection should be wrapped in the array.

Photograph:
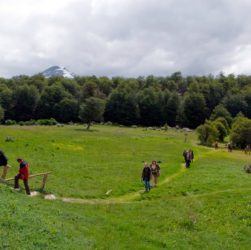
[{"x1": 86, "y1": 122, "x2": 91, "y2": 130}]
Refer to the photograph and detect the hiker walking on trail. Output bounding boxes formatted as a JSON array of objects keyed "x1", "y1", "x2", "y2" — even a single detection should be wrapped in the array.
[
  {"x1": 14, "y1": 158, "x2": 30, "y2": 195},
  {"x1": 244, "y1": 145, "x2": 251, "y2": 155},
  {"x1": 0, "y1": 150, "x2": 10, "y2": 179},
  {"x1": 183, "y1": 150, "x2": 187, "y2": 162},
  {"x1": 150, "y1": 160, "x2": 160, "y2": 187},
  {"x1": 227, "y1": 142, "x2": 233, "y2": 152},
  {"x1": 183, "y1": 150, "x2": 191, "y2": 168},
  {"x1": 141, "y1": 162, "x2": 151, "y2": 192},
  {"x1": 189, "y1": 149, "x2": 194, "y2": 162}
]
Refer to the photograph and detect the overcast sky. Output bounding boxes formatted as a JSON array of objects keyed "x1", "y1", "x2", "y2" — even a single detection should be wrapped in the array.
[{"x1": 1, "y1": 0, "x2": 251, "y2": 78}]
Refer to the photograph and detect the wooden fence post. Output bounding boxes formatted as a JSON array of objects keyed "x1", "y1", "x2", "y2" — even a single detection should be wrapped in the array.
[{"x1": 41, "y1": 174, "x2": 48, "y2": 191}]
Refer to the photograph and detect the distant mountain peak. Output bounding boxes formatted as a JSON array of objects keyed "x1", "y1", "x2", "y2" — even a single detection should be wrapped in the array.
[{"x1": 41, "y1": 66, "x2": 75, "y2": 78}]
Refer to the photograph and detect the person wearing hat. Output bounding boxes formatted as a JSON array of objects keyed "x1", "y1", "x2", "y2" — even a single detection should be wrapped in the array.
[
  {"x1": 0, "y1": 150, "x2": 10, "y2": 179},
  {"x1": 14, "y1": 158, "x2": 30, "y2": 195}
]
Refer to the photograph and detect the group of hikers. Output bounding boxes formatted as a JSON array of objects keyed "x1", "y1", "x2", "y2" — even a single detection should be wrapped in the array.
[
  {"x1": 214, "y1": 141, "x2": 251, "y2": 154},
  {"x1": 3, "y1": 139, "x2": 249, "y2": 196},
  {"x1": 0, "y1": 150, "x2": 30, "y2": 195},
  {"x1": 141, "y1": 141, "x2": 251, "y2": 192},
  {"x1": 141, "y1": 150, "x2": 195, "y2": 192},
  {"x1": 215, "y1": 141, "x2": 233, "y2": 151},
  {"x1": 183, "y1": 149, "x2": 194, "y2": 168},
  {"x1": 141, "y1": 160, "x2": 160, "y2": 192}
]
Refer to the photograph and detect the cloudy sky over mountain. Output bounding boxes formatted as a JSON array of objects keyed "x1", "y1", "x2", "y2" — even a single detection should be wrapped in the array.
[{"x1": 1, "y1": 0, "x2": 251, "y2": 77}]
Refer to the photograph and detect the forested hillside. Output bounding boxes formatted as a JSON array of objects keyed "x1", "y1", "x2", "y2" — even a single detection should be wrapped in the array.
[{"x1": 0, "y1": 72, "x2": 251, "y2": 128}]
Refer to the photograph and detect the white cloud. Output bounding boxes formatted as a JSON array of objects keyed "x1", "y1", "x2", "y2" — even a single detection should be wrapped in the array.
[
  {"x1": 223, "y1": 44, "x2": 251, "y2": 74},
  {"x1": 0, "y1": 0, "x2": 251, "y2": 77}
]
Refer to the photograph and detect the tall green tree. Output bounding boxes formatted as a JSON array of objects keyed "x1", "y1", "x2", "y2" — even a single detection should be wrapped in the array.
[
  {"x1": 61, "y1": 79, "x2": 80, "y2": 98},
  {"x1": 223, "y1": 94, "x2": 247, "y2": 117},
  {"x1": 183, "y1": 93, "x2": 207, "y2": 128},
  {"x1": 0, "y1": 88, "x2": 13, "y2": 120},
  {"x1": 98, "y1": 77, "x2": 113, "y2": 96},
  {"x1": 244, "y1": 90, "x2": 251, "y2": 118},
  {"x1": 137, "y1": 88, "x2": 164, "y2": 126},
  {"x1": 81, "y1": 80, "x2": 98, "y2": 101},
  {"x1": 163, "y1": 93, "x2": 179, "y2": 127},
  {"x1": 12, "y1": 85, "x2": 40, "y2": 121},
  {"x1": 212, "y1": 119, "x2": 228, "y2": 142},
  {"x1": 0, "y1": 105, "x2": 4, "y2": 122},
  {"x1": 36, "y1": 84, "x2": 70, "y2": 119},
  {"x1": 79, "y1": 97, "x2": 105, "y2": 129},
  {"x1": 54, "y1": 98, "x2": 79, "y2": 123},
  {"x1": 230, "y1": 117, "x2": 251, "y2": 148},
  {"x1": 200, "y1": 83, "x2": 224, "y2": 112},
  {"x1": 104, "y1": 90, "x2": 140, "y2": 125},
  {"x1": 210, "y1": 104, "x2": 232, "y2": 127}
]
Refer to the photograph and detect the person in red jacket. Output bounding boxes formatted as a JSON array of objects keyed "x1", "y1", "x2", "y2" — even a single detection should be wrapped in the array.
[{"x1": 14, "y1": 158, "x2": 30, "y2": 195}]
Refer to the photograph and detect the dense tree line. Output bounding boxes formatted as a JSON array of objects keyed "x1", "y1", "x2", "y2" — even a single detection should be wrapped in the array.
[{"x1": 1, "y1": 72, "x2": 251, "y2": 129}]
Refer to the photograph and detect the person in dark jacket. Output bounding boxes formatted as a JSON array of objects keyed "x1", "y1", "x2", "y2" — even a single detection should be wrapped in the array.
[
  {"x1": 141, "y1": 162, "x2": 151, "y2": 192},
  {"x1": 14, "y1": 158, "x2": 30, "y2": 195},
  {"x1": 189, "y1": 149, "x2": 194, "y2": 162},
  {"x1": 227, "y1": 142, "x2": 233, "y2": 152},
  {"x1": 183, "y1": 150, "x2": 191, "y2": 168},
  {"x1": 0, "y1": 150, "x2": 10, "y2": 179},
  {"x1": 183, "y1": 149, "x2": 187, "y2": 162}
]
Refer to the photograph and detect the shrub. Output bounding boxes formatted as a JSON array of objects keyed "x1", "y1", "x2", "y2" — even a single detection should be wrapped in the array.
[
  {"x1": 213, "y1": 117, "x2": 230, "y2": 132},
  {"x1": 24, "y1": 120, "x2": 36, "y2": 125},
  {"x1": 36, "y1": 118, "x2": 58, "y2": 126},
  {"x1": 244, "y1": 165, "x2": 251, "y2": 173},
  {"x1": 230, "y1": 117, "x2": 251, "y2": 148},
  {"x1": 197, "y1": 120, "x2": 219, "y2": 146},
  {"x1": 210, "y1": 104, "x2": 232, "y2": 127},
  {"x1": 213, "y1": 120, "x2": 228, "y2": 142},
  {"x1": 5, "y1": 120, "x2": 17, "y2": 125},
  {"x1": 18, "y1": 120, "x2": 37, "y2": 126},
  {"x1": 5, "y1": 136, "x2": 15, "y2": 142}
]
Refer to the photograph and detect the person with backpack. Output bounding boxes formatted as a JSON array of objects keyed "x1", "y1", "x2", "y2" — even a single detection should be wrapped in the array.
[
  {"x1": 0, "y1": 150, "x2": 10, "y2": 179},
  {"x1": 150, "y1": 160, "x2": 160, "y2": 187},
  {"x1": 141, "y1": 162, "x2": 151, "y2": 192},
  {"x1": 189, "y1": 149, "x2": 194, "y2": 162},
  {"x1": 227, "y1": 142, "x2": 233, "y2": 152},
  {"x1": 14, "y1": 158, "x2": 30, "y2": 195},
  {"x1": 244, "y1": 145, "x2": 250, "y2": 155},
  {"x1": 183, "y1": 150, "x2": 191, "y2": 168}
]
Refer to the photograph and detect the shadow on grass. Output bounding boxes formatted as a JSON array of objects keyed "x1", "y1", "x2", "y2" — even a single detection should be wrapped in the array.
[{"x1": 74, "y1": 128, "x2": 98, "y2": 132}]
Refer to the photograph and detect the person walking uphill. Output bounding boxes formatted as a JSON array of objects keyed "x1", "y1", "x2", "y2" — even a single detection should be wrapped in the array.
[
  {"x1": 141, "y1": 162, "x2": 151, "y2": 192},
  {"x1": 0, "y1": 150, "x2": 10, "y2": 179},
  {"x1": 14, "y1": 158, "x2": 30, "y2": 195}
]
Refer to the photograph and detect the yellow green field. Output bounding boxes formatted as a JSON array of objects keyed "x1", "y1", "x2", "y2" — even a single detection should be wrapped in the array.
[{"x1": 0, "y1": 125, "x2": 250, "y2": 249}]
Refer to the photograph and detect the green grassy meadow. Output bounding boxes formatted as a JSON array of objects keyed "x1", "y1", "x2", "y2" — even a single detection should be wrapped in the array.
[{"x1": 0, "y1": 125, "x2": 250, "y2": 249}]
